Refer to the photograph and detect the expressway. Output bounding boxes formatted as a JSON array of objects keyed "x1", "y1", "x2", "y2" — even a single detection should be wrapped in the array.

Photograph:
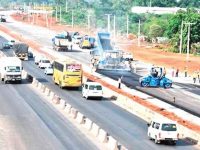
[
  {"x1": 0, "y1": 73, "x2": 99, "y2": 149},
  {"x1": 1, "y1": 15, "x2": 200, "y2": 118},
  {"x1": 0, "y1": 38, "x2": 198, "y2": 149}
]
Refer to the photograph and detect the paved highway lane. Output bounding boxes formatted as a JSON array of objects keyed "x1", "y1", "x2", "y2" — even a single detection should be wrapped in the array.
[
  {"x1": 0, "y1": 38, "x2": 198, "y2": 149},
  {"x1": 1, "y1": 18, "x2": 200, "y2": 118},
  {"x1": 0, "y1": 81, "x2": 99, "y2": 150}
]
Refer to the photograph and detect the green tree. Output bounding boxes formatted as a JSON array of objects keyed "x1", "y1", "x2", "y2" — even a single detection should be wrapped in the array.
[
  {"x1": 149, "y1": 24, "x2": 163, "y2": 39},
  {"x1": 166, "y1": 9, "x2": 200, "y2": 53}
]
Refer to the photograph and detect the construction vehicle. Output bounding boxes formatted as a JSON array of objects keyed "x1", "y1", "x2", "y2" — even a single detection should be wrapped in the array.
[
  {"x1": 139, "y1": 67, "x2": 172, "y2": 88},
  {"x1": 0, "y1": 15, "x2": 6, "y2": 22},
  {"x1": 13, "y1": 43, "x2": 29, "y2": 60},
  {"x1": 79, "y1": 35, "x2": 91, "y2": 49},
  {"x1": 90, "y1": 32, "x2": 131, "y2": 71},
  {"x1": 0, "y1": 57, "x2": 23, "y2": 83},
  {"x1": 52, "y1": 32, "x2": 73, "y2": 51}
]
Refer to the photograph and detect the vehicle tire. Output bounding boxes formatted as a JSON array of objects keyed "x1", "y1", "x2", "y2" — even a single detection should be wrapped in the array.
[
  {"x1": 172, "y1": 141, "x2": 176, "y2": 145},
  {"x1": 59, "y1": 81, "x2": 63, "y2": 89},
  {"x1": 148, "y1": 133, "x2": 152, "y2": 140},
  {"x1": 4, "y1": 79, "x2": 7, "y2": 84},
  {"x1": 141, "y1": 81, "x2": 149, "y2": 87},
  {"x1": 164, "y1": 83, "x2": 172, "y2": 89},
  {"x1": 154, "y1": 136, "x2": 159, "y2": 144},
  {"x1": 85, "y1": 95, "x2": 89, "y2": 100}
]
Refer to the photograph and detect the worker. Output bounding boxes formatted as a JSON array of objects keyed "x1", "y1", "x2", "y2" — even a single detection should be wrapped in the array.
[
  {"x1": 198, "y1": 71, "x2": 200, "y2": 83},
  {"x1": 184, "y1": 67, "x2": 188, "y2": 77},
  {"x1": 192, "y1": 71, "x2": 198, "y2": 83},
  {"x1": 163, "y1": 67, "x2": 166, "y2": 77},
  {"x1": 118, "y1": 76, "x2": 123, "y2": 89}
]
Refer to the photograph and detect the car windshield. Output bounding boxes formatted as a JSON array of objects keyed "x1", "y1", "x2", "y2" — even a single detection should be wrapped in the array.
[
  {"x1": 42, "y1": 60, "x2": 50, "y2": 63},
  {"x1": 89, "y1": 85, "x2": 102, "y2": 90},
  {"x1": 161, "y1": 123, "x2": 177, "y2": 131},
  {"x1": 7, "y1": 66, "x2": 20, "y2": 72}
]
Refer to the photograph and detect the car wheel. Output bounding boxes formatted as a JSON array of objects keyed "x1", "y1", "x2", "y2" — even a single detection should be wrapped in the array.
[
  {"x1": 164, "y1": 83, "x2": 172, "y2": 89},
  {"x1": 148, "y1": 133, "x2": 152, "y2": 140},
  {"x1": 4, "y1": 80, "x2": 7, "y2": 84},
  {"x1": 172, "y1": 141, "x2": 176, "y2": 145},
  {"x1": 154, "y1": 136, "x2": 159, "y2": 144},
  {"x1": 59, "y1": 81, "x2": 63, "y2": 89},
  {"x1": 141, "y1": 81, "x2": 149, "y2": 87}
]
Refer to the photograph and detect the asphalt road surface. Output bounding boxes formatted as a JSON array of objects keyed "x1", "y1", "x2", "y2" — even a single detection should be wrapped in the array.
[
  {"x1": 0, "y1": 79, "x2": 98, "y2": 150},
  {"x1": 0, "y1": 36, "x2": 198, "y2": 149}
]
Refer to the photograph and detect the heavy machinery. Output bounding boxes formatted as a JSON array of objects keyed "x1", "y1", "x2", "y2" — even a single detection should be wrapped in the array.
[
  {"x1": 52, "y1": 32, "x2": 72, "y2": 51},
  {"x1": 13, "y1": 43, "x2": 29, "y2": 60},
  {"x1": 139, "y1": 67, "x2": 172, "y2": 88},
  {"x1": 90, "y1": 32, "x2": 131, "y2": 71}
]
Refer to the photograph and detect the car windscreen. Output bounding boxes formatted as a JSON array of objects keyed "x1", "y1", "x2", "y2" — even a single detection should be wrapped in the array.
[
  {"x1": 161, "y1": 123, "x2": 177, "y2": 131},
  {"x1": 7, "y1": 66, "x2": 20, "y2": 72},
  {"x1": 89, "y1": 85, "x2": 102, "y2": 90},
  {"x1": 42, "y1": 60, "x2": 50, "y2": 63}
]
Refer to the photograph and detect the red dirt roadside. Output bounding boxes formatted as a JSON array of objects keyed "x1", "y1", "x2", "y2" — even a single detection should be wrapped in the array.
[{"x1": 11, "y1": 13, "x2": 200, "y2": 75}]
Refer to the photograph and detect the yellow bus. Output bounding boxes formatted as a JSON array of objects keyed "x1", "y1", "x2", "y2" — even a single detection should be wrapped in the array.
[{"x1": 53, "y1": 60, "x2": 82, "y2": 88}]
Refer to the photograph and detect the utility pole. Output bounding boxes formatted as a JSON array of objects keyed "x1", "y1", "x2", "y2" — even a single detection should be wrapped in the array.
[
  {"x1": 179, "y1": 20, "x2": 184, "y2": 54},
  {"x1": 185, "y1": 22, "x2": 195, "y2": 61},
  {"x1": 65, "y1": 0, "x2": 68, "y2": 12},
  {"x1": 138, "y1": 19, "x2": 141, "y2": 47},
  {"x1": 55, "y1": 6, "x2": 58, "y2": 22},
  {"x1": 23, "y1": 3, "x2": 26, "y2": 12},
  {"x1": 87, "y1": 14, "x2": 91, "y2": 30},
  {"x1": 59, "y1": 6, "x2": 62, "y2": 23},
  {"x1": 126, "y1": 15, "x2": 129, "y2": 38},
  {"x1": 46, "y1": 11, "x2": 48, "y2": 27},
  {"x1": 72, "y1": 10, "x2": 74, "y2": 28},
  {"x1": 42, "y1": 2, "x2": 44, "y2": 11},
  {"x1": 113, "y1": 15, "x2": 116, "y2": 41},
  {"x1": 105, "y1": 14, "x2": 112, "y2": 32}
]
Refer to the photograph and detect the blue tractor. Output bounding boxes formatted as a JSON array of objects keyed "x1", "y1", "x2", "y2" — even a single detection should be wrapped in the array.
[{"x1": 139, "y1": 67, "x2": 172, "y2": 88}]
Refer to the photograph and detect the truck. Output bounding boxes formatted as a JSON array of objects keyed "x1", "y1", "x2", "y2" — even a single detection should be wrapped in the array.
[
  {"x1": 0, "y1": 15, "x2": 6, "y2": 22},
  {"x1": 13, "y1": 43, "x2": 29, "y2": 60},
  {"x1": 0, "y1": 57, "x2": 23, "y2": 84},
  {"x1": 52, "y1": 32, "x2": 73, "y2": 51}
]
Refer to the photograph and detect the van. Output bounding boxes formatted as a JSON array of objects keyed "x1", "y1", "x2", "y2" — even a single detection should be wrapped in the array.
[
  {"x1": 147, "y1": 119, "x2": 179, "y2": 145},
  {"x1": 82, "y1": 82, "x2": 103, "y2": 100}
]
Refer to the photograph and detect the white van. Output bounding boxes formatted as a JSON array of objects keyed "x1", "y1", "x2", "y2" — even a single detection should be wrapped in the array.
[
  {"x1": 147, "y1": 119, "x2": 179, "y2": 145},
  {"x1": 82, "y1": 82, "x2": 103, "y2": 100}
]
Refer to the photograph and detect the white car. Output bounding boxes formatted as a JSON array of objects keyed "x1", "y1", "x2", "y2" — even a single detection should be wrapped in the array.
[
  {"x1": 82, "y1": 82, "x2": 103, "y2": 100},
  {"x1": 38, "y1": 59, "x2": 51, "y2": 69},
  {"x1": 147, "y1": 119, "x2": 179, "y2": 145},
  {"x1": 44, "y1": 65, "x2": 53, "y2": 75}
]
